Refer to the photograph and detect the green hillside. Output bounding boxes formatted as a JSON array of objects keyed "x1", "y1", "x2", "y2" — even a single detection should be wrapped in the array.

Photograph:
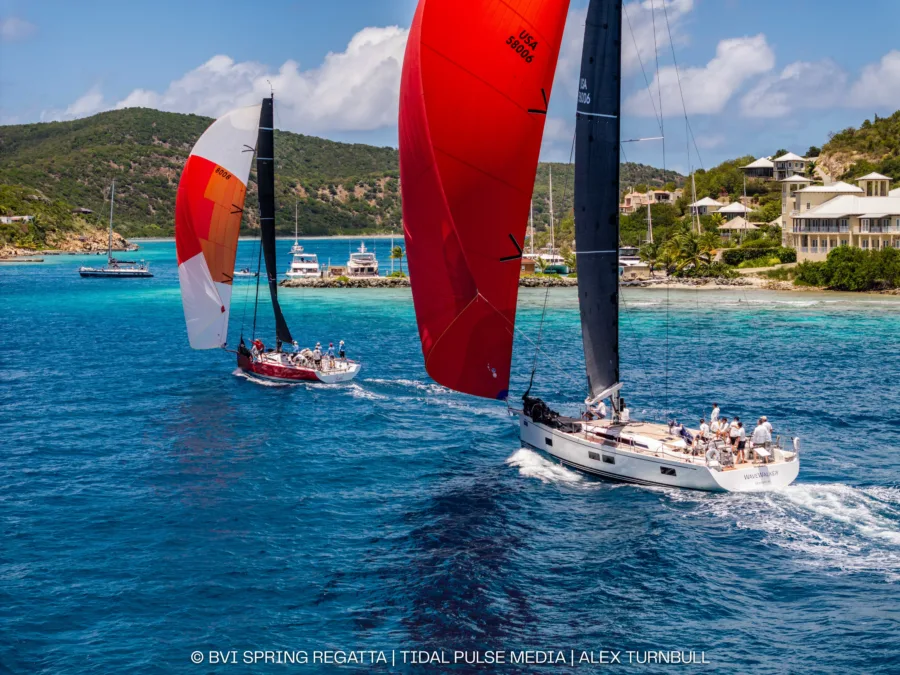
[
  {"x1": 0, "y1": 108, "x2": 683, "y2": 239},
  {"x1": 819, "y1": 110, "x2": 900, "y2": 181}
]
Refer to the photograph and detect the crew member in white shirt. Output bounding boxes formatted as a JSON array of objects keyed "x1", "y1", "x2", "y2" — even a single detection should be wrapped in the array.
[
  {"x1": 751, "y1": 419, "x2": 772, "y2": 462},
  {"x1": 761, "y1": 416, "x2": 773, "y2": 435},
  {"x1": 711, "y1": 403, "x2": 720, "y2": 425},
  {"x1": 618, "y1": 399, "x2": 630, "y2": 423}
]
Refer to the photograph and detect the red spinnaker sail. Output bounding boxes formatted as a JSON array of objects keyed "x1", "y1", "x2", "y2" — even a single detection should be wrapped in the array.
[
  {"x1": 176, "y1": 105, "x2": 260, "y2": 349},
  {"x1": 400, "y1": 0, "x2": 570, "y2": 400}
]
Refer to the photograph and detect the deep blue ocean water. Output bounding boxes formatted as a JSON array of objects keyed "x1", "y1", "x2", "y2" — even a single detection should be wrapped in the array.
[{"x1": 2, "y1": 240, "x2": 899, "y2": 674}]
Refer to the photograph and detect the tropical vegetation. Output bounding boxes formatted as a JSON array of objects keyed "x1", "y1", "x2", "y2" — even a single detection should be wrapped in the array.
[{"x1": 793, "y1": 246, "x2": 900, "y2": 291}]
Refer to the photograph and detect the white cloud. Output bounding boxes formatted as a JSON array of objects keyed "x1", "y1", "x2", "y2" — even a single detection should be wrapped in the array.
[
  {"x1": 849, "y1": 50, "x2": 900, "y2": 109},
  {"x1": 46, "y1": 26, "x2": 408, "y2": 133},
  {"x1": 556, "y1": 0, "x2": 694, "y2": 100},
  {"x1": 0, "y1": 17, "x2": 36, "y2": 41},
  {"x1": 624, "y1": 34, "x2": 775, "y2": 117},
  {"x1": 740, "y1": 59, "x2": 847, "y2": 118}
]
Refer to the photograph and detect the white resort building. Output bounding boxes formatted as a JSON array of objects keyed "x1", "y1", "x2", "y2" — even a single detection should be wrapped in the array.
[{"x1": 782, "y1": 173, "x2": 900, "y2": 261}]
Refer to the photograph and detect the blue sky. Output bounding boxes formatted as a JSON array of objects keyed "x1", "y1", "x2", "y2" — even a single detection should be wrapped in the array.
[{"x1": 2, "y1": 0, "x2": 900, "y2": 173}]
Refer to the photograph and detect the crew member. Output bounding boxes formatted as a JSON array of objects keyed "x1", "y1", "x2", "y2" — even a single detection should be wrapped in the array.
[{"x1": 339, "y1": 340, "x2": 346, "y2": 360}]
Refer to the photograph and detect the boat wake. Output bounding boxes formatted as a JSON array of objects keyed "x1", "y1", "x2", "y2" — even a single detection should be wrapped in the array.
[
  {"x1": 233, "y1": 369, "x2": 385, "y2": 399},
  {"x1": 506, "y1": 448, "x2": 584, "y2": 485},
  {"x1": 231, "y1": 368, "x2": 300, "y2": 387},
  {"x1": 363, "y1": 378, "x2": 451, "y2": 397},
  {"x1": 670, "y1": 483, "x2": 900, "y2": 580}
]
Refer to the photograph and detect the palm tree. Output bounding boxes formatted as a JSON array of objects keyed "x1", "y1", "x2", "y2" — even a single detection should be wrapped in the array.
[
  {"x1": 639, "y1": 240, "x2": 660, "y2": 277},
  {"x1": 672, "y1": 230, "x2": 712, "y2": 272},
  {"x1": 390, "y1": 245, "x2": 405, "y2": 276},
  {"x1": 536, "y1": 256, "x2": 549, "y2": 274}
]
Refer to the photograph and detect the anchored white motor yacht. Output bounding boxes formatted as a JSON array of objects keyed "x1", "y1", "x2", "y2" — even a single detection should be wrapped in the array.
[
  {"x1": 285, "y1": 246, "x2": 320, "y2": 279},
  {"x1": 346, "y1": 242, "x2": 379, "y2": 278}
]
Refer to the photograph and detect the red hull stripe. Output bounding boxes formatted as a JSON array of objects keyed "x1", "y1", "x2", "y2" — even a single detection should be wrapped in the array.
[
  {"x1": 238, "y1": 355, "x2": 320, "y2": 381},
  {"x1": 399, "y1": 0, "x2": 569, "y2": 400}
]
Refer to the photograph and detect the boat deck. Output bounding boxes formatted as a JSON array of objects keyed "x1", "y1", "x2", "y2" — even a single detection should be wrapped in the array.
[{"x1": 574, "y1": 418, "x2": 794, "y2": 471}]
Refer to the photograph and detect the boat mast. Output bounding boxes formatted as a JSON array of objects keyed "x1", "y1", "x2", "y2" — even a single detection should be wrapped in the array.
[
  {"x1": 646, "y1": 197, "x2": 653, "y2": 244},
  {"x1": 530, "y1": 200, "x2": 535, "y2": 255},
  {"x1": 294, "y1": 200, "x2": 298, "y2": 242},
  {"x1": 691, "y1": 171, "x2": 699, "y2": 234},
  {"x1": 549, "y1": 167, "x2": 555, "y2": 254},
  {"x1": 108, "y1": 180, "x2": 115, "y2": 263}
]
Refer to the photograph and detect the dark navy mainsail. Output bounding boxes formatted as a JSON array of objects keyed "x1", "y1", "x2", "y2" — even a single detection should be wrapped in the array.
[
  {"x1": 574, "y1": 0, "x2": 623, "y2": 400},
  {"x1": 257, "y1": 96, "x2": 293, "y2": 345}
]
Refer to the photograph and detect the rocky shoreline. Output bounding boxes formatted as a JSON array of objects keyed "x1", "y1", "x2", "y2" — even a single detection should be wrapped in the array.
[{"x1": 0, "y1": 230, "x2": 132, "y2": 260}]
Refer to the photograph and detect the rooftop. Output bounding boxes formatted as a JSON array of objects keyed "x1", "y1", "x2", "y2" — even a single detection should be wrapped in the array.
[
  {"x1": 718, "y1": 201, "x2": 751, "y2": 214},
  {"x1": 741, "y1": 157, "x2": 775, "y2": 169},
  {"x1": 796, "y1": 181, "x2": 864, "y2": 194},
  {"x1": 718, "y1": 216, "x2": 759, "y2": 231},
  {"x1": 690, "y1": 197, "x2": 721, "y2": 207},
  {"x1": 795, "y1": 195, "x2": 900, "y2": 219},
  {"x1": 779, "y1": 175, "x2": 813, "y2": 183},
  {"x1": 857, "y1": 172, "x2": 892, "y2": 181},
  {"x1": 774, "y1": 152, "x2": 806, "y2": 162}
]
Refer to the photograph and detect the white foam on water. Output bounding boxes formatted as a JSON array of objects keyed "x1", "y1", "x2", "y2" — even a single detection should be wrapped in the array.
[
  {"x1": 231, "y1": 368, "x2": 302, "y2": 388},
  {"x1": 364, "y1": 378, "x2": 450, "y2": 396},
  {"x1": 668, "y1": 482, "x2": 900, "y2": 580},
  {"x1": 506, "y1": 448, "x2": 584, "y2": 485}
]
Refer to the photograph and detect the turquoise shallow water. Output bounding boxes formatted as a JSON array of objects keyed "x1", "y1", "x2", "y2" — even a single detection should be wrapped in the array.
[{"x1": 2, "y1": 240, "x2": 899, "y2": 673}]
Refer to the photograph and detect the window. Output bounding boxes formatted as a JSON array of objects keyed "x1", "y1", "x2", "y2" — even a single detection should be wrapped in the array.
[
  {"x1": 603, "y1": 455, "x2": 615, "y2": 465},
  {"x1": 589, "y1": 451, "x2": 600, "y2": 461},
  {"x1": 660, "y1": 467, "x2": 677, "y2": 477},
  {"x1": 862, "y1": 240, "x2": 869, "y2": 249},
  {"x1": 544, "y1": 437, "x2": 553, "y2": 447},
  {"x1": 807, "y1": 202, "x2": 811, "y2": 210},
  {"x1": 523, "y1": 420, "x2": 528, "y2": 427},
  {"x1": 841, "y1": 239, "x2": 848, "y2": 247}
]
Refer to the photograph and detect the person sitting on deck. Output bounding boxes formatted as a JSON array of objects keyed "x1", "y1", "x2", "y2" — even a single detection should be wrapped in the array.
[
  {"x1": 715, "y1": 417, "x2": 729, "y2": 440},
  {"x1": 693, "y1": 418, "x2": 710, "y2": 455},
  {"x1": 618, "y1": 399, "x2": 630, "y2": 423},
  {"x1": 584, "y1": 399, "x2": 607, "y2": 421}
]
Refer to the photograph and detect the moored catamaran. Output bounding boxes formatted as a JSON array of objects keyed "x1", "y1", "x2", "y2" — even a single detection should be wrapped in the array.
[
  {"x1": 399, "y1": 0, "x2": 798, "y2": 492},
  {"x1": 175, "y1": 97, "x2": 360, "y2": 384}
]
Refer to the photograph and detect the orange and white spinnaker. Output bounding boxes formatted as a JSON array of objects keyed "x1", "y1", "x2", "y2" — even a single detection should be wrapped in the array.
[{"x1": 175, "y1": 104, "x2": 260, "y2": 349}]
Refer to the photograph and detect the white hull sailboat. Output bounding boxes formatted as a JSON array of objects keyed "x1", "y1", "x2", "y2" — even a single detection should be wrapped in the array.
[
  {"x1": 398, "y1": 0, "x2": 798, "y2": 493},
  {"x1": 520, "y1": 414, "x2": 799, "y2": 492},
  {"x1": 79, "y1": 180, "x2": 152, "y2": 278}
]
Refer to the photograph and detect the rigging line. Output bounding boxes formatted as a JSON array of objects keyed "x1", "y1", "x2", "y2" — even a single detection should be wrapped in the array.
[
  {"x1": 251, "y1": 227, "x2": 263, "y2": 341},
  {"x1": 622, "y1": 3, "x2": 663, "y2": 135},
  {"x1": 525, "y1": 127, "x2": 577, "y2": 397},
  {"x1": 239, "y1": 221, "x2": 262, "y2": 337},
  {"x1": 650, "y1": 0, "x2": 666, "y2": 178},
  {"x1": 660, "y1": 0, "x2": 704, "y2": 171}
]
